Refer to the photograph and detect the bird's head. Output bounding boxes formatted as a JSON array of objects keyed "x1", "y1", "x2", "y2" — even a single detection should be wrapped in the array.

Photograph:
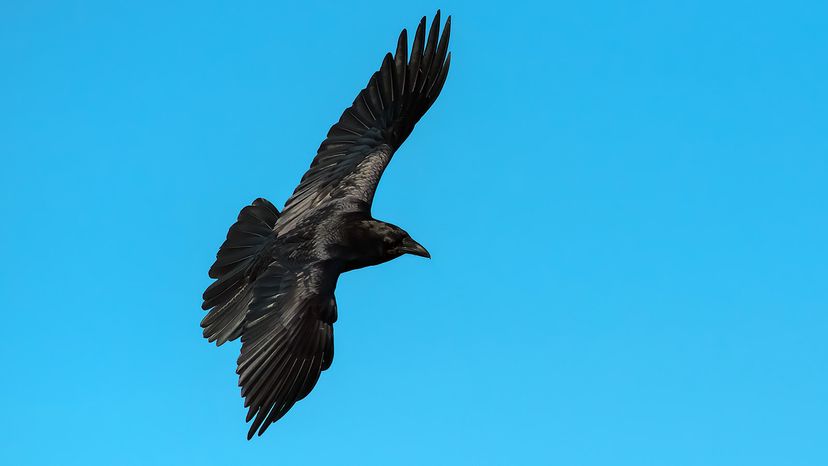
[
  {"x1": 370, "y1": 221, "x2": 431, "y2": 262},
  {"x1": 342, "y1": 219, "x2": 430, "y2": 271},
  {"x1": 380, "y1": 224, "x2": 431, "y2": 260}
]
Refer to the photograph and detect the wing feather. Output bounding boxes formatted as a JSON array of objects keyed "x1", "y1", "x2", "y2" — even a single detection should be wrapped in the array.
[
  {"x1": 237, "y1": 261, "x2": 337, "y2": 439},
  {"x1": 276, "y1": 11, "x2": 451, "y2": 234}
]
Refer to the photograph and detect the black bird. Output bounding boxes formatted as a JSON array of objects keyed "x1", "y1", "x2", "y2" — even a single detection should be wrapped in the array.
[{"x1": 201, "y1": 12, "x2": 451, "y2": 439}]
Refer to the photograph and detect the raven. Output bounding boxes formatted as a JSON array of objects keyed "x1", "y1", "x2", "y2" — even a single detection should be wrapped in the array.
[{"x1": 201, "y1": 12, "x2": 451, "y2": 439}]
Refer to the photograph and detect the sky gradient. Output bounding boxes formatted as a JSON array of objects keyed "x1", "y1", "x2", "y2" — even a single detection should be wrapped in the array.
[{"x1": 1, "y1": 1, "x2": 827, "y2": 465}]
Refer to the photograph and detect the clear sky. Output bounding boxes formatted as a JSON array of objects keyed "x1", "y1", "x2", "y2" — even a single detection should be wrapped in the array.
[{"x1": 1, "y1": 1, "x2": 826, "y2": 465}]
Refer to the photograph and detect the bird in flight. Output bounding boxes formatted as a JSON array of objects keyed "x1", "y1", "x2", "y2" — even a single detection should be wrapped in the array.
[{"x1": 201, "y1": 11, "x2": 451, "y2": 439}]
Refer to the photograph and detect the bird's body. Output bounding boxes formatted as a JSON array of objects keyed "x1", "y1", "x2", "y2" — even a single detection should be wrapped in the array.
[{"x1": 201, "y1": 12, "x2": 451, "y2": 439}]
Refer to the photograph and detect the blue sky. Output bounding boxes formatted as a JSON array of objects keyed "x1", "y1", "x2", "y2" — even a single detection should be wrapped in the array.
[{"x1": 1, "y1": 1, "x2": 826, "y2": 464}]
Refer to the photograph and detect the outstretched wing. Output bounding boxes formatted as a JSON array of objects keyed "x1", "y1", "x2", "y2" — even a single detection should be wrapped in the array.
[
  {"x1": 276, "y1": 11, "x2": 451, "y2": 235},
  {"x1": 236, "y1": 261, "x2": 337, "y2": 439}
]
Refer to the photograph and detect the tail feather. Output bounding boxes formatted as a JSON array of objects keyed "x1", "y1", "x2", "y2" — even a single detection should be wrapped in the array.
[
  {"x1": 202, "y1": 198, "x2": 280, "y2": 346},
  {"x1": 208, "y1": 199, "x2": 281, "y2": 279}
]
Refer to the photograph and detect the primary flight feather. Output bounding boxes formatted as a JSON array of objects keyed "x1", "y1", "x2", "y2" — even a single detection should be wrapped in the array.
[{"x1": 201, "y1": 11, "x2": 451, "y2": 439}]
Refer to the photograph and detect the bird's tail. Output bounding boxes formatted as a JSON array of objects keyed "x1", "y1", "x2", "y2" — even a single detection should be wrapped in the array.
[{"x1": 201, "y1": 198, "x2": 280, "y2": 346}]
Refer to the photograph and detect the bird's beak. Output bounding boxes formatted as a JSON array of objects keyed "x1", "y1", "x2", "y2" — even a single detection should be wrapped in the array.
[{"x1": 400, "y1": 237, "x2": 431, "y2": 259}]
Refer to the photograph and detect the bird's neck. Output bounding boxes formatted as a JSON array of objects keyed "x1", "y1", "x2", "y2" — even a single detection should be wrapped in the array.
[{"x1": 334, "y1": 219, "x2": 396, "y2": 272}]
